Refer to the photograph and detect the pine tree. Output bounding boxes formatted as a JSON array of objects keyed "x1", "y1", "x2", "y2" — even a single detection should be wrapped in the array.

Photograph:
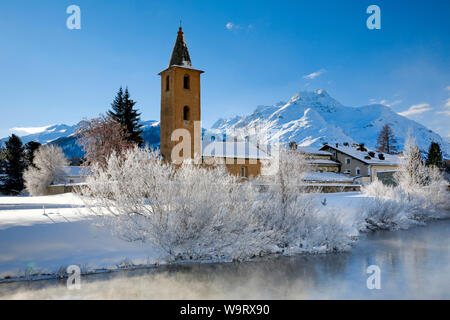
[
  {"x1": 426, "y1": 142, "x2": 443, "y2": 168},
  {"x1": 376, "y1": 124, "x2": 398, "y2": 154},
  {"x1": 2, "y1": 134, "x2": 25, "y2": 194},
  {"x1": 0, "y1": 145, "x2": 6, "y2": 173},
  {"x1": 108, "y1": 87, "x2": 144, "y2": 146},
  {"x1": 24, "y1": 141, "x2": 41, "y2": 168}
]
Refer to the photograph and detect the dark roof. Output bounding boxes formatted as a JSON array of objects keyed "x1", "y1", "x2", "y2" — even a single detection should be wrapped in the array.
[{"x1": 169, "y1": 27, "x2": 192, "y2": 68}]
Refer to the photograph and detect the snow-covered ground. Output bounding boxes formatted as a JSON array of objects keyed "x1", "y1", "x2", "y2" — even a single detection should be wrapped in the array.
[
  {"x1": 0, "y1": 194, "x2": 164, "y2": 281},
  {"x1": 0, "y1": 190, "x2": 446, "y2": 282},
  {"x1": 0, "y1": 192, "x2": 366, "y2": 281}
]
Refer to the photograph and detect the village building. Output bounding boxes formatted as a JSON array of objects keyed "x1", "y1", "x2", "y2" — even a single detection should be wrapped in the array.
[
  {"x1": 159, "y1": 27, "x2": 269, "y2": 178},
  {"x1": 320, "y1": 143, "x2": 400, "y2": 183},
  {"x1": 297, "y1": 146, "x2": 340, "y2": 173}
]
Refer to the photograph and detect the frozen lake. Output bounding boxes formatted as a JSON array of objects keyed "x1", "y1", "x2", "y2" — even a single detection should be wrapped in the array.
[{"x1": 1, "y1": 219, "x2": 449, "y2": 299}]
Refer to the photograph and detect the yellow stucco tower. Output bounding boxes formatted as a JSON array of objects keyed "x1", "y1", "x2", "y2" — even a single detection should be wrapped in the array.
[{"x1": 159, "y1": 27, "x2": 204, "y2": 163}]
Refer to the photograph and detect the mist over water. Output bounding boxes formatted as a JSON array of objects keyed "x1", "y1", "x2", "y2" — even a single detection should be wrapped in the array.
[{"x1": 1, "y1": 220, "x2": 449, "y2": 299}]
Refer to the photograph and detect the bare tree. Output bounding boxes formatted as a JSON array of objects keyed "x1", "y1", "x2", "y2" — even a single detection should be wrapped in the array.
[
  {"x1": 76, "y1": 114, "x2": 134, "y2": 167},
  {"x1": 376, "y1": 124, "x2": 398, "y2": 154}
]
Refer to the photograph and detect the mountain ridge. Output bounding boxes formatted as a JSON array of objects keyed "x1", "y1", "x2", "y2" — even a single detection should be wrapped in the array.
[
  {"x1": 212, "y1": 89, "x2": 450, "y2": 158},
  {"x1": 2, "y1": 90, "x2": 449, "y2": 159}
]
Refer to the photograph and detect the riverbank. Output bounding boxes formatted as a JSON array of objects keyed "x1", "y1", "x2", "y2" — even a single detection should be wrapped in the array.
[
  {"x1": 0, "y1": 192, "x2": 447, "y2": 282},
  {"x1": 1, "y1": 219, "x2": 449, "y2": 299}
]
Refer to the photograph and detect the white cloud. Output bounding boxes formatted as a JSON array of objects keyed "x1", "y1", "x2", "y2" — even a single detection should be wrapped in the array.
[
  {"x1": 370, "y1": 99, "x2": 402, "y2": 107},
  {"x1": 303, "y1": 69, "x2": 326, "y2": 80},
  {"x1": 444, "y1": 97, "x2": 450, "y2": 108},
  {"x1": 437, "y1": 110, "x2": 450, "y2": 116},
  {"x1": 398, "y1": 103, "x2": 432, "y2": 117},
  {"x1": 11, "y1": 125, "x2": 51, "y2": 135},
  {"x1": 226, "y1": 22, "x2": 253, "y2": 31},
  {"x1": 226, "y1": 22, "x2": 237, "y2": 30},
  {"x1": 436, "y1": 98, "x2": 450, "y2": 116},
  {"x1": 445, "y1": 86, "x2": 450, "y2": 91}
]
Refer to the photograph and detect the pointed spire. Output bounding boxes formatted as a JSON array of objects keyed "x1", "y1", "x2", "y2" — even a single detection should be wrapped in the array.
[{"x1": 169, "y1": 27, "x2": 192, "y2": 68}]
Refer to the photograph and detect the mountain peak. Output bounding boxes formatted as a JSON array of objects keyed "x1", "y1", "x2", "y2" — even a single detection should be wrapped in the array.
[
  {"x1": 213, "y1": 89, "x2": 450, "y2": 158},
  {"x1": 287, "y1": 89, "x2": 341, "y2": 108}
]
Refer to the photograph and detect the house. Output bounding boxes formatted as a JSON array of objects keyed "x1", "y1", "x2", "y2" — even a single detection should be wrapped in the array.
[
  {"x1": 57, "y1": 166, "x2": 90, "y2": 184},
  {"x1": 159, "y1": 27, "x2": 268, "y2": 178},
  {"x1": 45, "y1": 166, "x2": 90, "y2": 195},
  {"x1": 297, "y1": 146, "x2": 340, "y2": 173},
  {"x1": 319, "y1": 143, "x2": 400, "y2": 183}
]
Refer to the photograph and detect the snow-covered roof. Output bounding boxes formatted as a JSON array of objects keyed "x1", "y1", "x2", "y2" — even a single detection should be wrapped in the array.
[
  {"x1": 321, "y1": 144, "x2": 400, "y2": 166},
  {"x1": 299, "y1": 147, "x2": 332, "y2": 156},
  {"x1": 304, "y1": 172, "x2": 354, "y2": 183},
  {"x1": 60, "y1": 166, "x2": 91, "y2": 177},
  {"x1": 306, "y1": 159, "x2": 340, "y2": 165},
  {"x1": 202, "y1": 141, "x2": 270, "y2": 160}
]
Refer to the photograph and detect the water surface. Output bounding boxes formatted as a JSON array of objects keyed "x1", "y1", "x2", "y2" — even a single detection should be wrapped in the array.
[{"x1": 1, "y1": 220, "x2": 449, "y2": 299}]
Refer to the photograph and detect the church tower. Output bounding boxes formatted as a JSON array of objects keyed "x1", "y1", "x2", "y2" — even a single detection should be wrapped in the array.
[{"x1": 159, "y1": 27, "x2": 203, "y2": 163}]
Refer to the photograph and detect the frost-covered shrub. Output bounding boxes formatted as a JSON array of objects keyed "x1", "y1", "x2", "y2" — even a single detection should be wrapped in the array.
[
  {"x1": 23, "y1": 145, "x2": 68, "y2": 196},
  {"x1": 79, "y1": 147, "x2": 353, "y2": 262},
  {"x1": 79, "y1": 147, "x2": 272, "y2": 261},
  {"x1": 361, "y1": 181, "x2": 411, "y2": 230},
  {"x1": 361, "y1": 138, "x2": 449, "y2": 231}
]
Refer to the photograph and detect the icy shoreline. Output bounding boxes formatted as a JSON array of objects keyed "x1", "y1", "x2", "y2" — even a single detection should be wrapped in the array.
[{"x1": 0, "y1": 192, "x2": 448, "y2": 283}]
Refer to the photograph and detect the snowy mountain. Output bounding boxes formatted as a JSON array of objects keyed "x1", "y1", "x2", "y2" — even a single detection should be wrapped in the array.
[
  {"x1": 212, "y1": 89, "x2": 450, "y2": 158},
  {"x1": 1, "y1": 123, "x2": 78, "y2": 145},
  {"x1": 1, "y1": 121, "x2": 161, "y2": 159},
  {"x1": 3, "y1": 89, "x2": 449, "y2": 159}
]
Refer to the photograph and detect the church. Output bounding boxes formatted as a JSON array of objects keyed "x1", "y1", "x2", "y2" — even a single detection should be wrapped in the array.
[{"x1": 158, "y1": 27, "x2": 269, "y2": 178}]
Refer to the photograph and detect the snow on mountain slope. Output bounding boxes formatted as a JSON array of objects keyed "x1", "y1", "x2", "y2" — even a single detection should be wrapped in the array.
[
  {"x1": 1, "y1": 120, "x2": 161, "y2": 159},
  {"x1": 212, "y1": 89, "x2": 450, "y2": 158},
  {"x1": 1, "y1": 123, "x2": 78, "y2": 145}
]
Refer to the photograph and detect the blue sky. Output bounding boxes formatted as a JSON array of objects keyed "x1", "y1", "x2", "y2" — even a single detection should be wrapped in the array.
[{"x1": 0, "y1": 0, "x2": 449, "y2": 139}]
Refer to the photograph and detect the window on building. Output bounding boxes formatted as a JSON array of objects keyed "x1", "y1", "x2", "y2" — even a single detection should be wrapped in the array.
[
  {"x1": 183, "y1": 106, "x2": 190, "y2": 121},
  {"x1": 356, "y1": 167, "x2": 361, "y2": 175},
  {"x1": 241, "y1": 166, "x2": 248, "y2": 177},
  {"x1": 345, "y1": 158, "x2": 351, "y2": 165},
  {"x1": 183, "y1": 74, "x2": 190, "y2": 89},
  {"x1": 166, "y1": 76, "x2": 170, "y2": 91}
]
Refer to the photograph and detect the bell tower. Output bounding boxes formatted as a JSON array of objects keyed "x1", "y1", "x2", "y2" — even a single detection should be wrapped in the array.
[{"x1": 159, "y1": 27, "x2": 204, "y2": 163}]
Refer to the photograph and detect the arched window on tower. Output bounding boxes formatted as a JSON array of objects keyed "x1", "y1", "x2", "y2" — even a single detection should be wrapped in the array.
[
  {"x1": 166, "y1": 75, "x2": 170, "y2": 91},
  {"x1": 183, "y1": 74, "x2": 190, "y2": 89},
  {"x1": 183, "y1": 106, "x2": 190, "y2": 121}
]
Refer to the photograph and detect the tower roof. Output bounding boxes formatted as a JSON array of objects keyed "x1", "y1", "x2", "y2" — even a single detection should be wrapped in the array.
[{"x1": 169, "y1": 27, "x2": 192, "y2": 68}]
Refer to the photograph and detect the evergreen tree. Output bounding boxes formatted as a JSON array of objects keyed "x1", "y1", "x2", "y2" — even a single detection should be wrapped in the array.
[
  {"x1": 24, "y1": 141, "x2": 41, "y2": 168},
  {"x1": 0, "y1": 145, "x2": 6, "y2": 173},
  {"x1": 376, "y1": 124, "x2": 398, "y2": 154},
  {"x1": 426, "y1": 142, "x2": 443, "y2": 168},
  {"x1": 2, "y1": 134, "x2": 25, "y2": 194},
  {"x1": 108, "y1": 87, "x2": 144, "y2": 146}
]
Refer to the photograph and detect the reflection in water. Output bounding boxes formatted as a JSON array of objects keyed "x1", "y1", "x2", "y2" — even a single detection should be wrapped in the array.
[{"x1": 1, "y1": 220, "x2": 449, "y2": 299}]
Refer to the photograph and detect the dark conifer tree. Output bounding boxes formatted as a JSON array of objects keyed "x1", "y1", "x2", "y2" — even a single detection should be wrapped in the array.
[
  {"x1": 24, "y1": 141, "x2": 41, "y2": 168},
  {"x1": 2, "y1": 134, "x2": 25, "y2": 194},
  {"x1": 108, "y1": 87, "x2": 144, "y2": 146},
  {"x1": 426, "y1": 142, "x2": 443, "y2": 168}
]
